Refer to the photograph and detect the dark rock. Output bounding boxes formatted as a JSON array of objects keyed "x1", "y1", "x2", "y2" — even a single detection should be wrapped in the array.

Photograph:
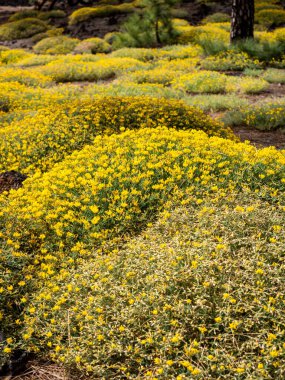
[
  {"x1": 0, "y1": 349, "x2": 31, "y2": 377},
  {"x1": 0, "y1": 170, "x2": 27, "y2": 194}
]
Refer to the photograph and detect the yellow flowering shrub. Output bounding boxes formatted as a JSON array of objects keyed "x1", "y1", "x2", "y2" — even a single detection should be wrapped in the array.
[
  {"x1": 40, "y1": 57, "x2": 148, "y2": 82},
  {"x1": 33, "y1": 36, "x2": 80, "y2": 55},
  {"x1": 69, "y1": 3, "x2": 135, "y2": 25},
  {"x1": 200, "y1": 51, "x2": 262, "y2": 71},
  {"x1": 0, "y1": 67, "x2": 53, "y2": 87},
  {"x1": 245, "y1": 100, "x2": 285, "y2": 130},
  {"x1": 172, "y1": 71, "x2": 269, "y2": 94},
  {"x1": 74, "y1": 37, "x2": 111, "y2": 54},
  {"x1": 110, "y1": 47, "x2": 162, "y2": 61},
  {"x1": 0, "y1": 97, "x2": 231, "y2": 174},
  {"x1": 0, "y1": 18, "x2": 49, "y2": 41},
  {"x1": 172, "y1": 71, "x2": 228, "y2": 93},
  {"x1": 125, "y1": 68, "x2": 182, "y2": 85},
  {"x1": 20, "y1": 193, "x2": 285, "y2": 378},
  {"x1": 1, "y1": 127, "x2": 285, "y2": 373},
  {"x1": 255, "y1": 9, "x2": 285, "y2": 28},
  {"x1": 0, "y1": 49, "x2": 32, "y2": 65}
]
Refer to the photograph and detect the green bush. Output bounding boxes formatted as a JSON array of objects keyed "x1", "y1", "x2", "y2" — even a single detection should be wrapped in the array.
[
  {"x1": 0, "y1": 18, "x2": 49, "y2": 41},
  {"x1": 200, "y1": 51, "x2": 262, "y2": 71},
  {"x1": 20, "y1": 192, "x2": 285, "y2": 379},
  {"x1": 202, "y1": 12, "x2": 231, "y2": 24},
  {"x1": 256, "y1": 9, "x2": 285, "y2": 28},
  {"x1": 0, "y1": 97, "x2": 231, "y2": 175},
  {"x1": 31, "y1": 27, "x2": 64, "y2": 43},
  {"x1": 74, "y1": 37, "x2": 111, "y2": 54},
  {"x1": 9, "y1": 9, "x2": 66, "y2": 22},
  {"x1": 69, "y1": 3, "x2": 135, "y2": 25},
  {"x1": 262, "y1": 68, "x2": 285, "y2": 83},
  {"x1": 0, "y1": 49, "x2": 32, "y2": 64},
  {"x1": 236, "y1": 38, "x2": 285, "y2": 62},
  {"x1": 8, "y1": 10, "x2": 39, "y2": 21},
  {"x1": 33, "y1": 36, "x2": 80, "y2": 55}
]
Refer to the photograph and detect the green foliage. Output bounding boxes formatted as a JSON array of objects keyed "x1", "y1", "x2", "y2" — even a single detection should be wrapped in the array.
[
  {"x1": 0, "y1": 18, "x2": 49, "y2": 41},
  {"x1": 200, "y1": 51, "x2": 262, "y2": 71},
  {"x1": 117, "y1": 0, "x2": 178, "y2": 47},
  {"x1": 31, "y1": 27, "x2": 64, "y2": 43},
  {"x1": 235, "y1": 38, "x2": 285, "y2": 62},
  {"x1": 9, "y1": 9, "x2": 66, "y2": 22},
  {"x1": 74, "y1": 37, "x2": 111, "y2": 54},
  {"x1": 33, "y1": 36, "x2": 80, "y2": 55},
  {"x1": 255, "y1": 9, "x2": 285, "y2": 28},
  {"x1": 0, "y1": 49, "x2": 32, "y2": 64},
  {"x1": 69, "y1": 4, "x2": 135, "y2": 25},
  {"x1": 262, "y1": 68, "x2": 285, "y2": 83},
  {"x1": 202, "y1": 12, "x2": 230, "y2": 24}
]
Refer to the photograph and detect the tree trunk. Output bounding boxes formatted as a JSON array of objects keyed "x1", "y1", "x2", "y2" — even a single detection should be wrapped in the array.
[{"x1": 230, "y1": 0, "x2": 254, "y2": 42}]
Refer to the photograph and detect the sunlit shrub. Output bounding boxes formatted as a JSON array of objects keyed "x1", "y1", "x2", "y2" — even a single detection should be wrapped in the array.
[
  {"x1": 74, "y1": 38, "x2": 111, "y2": 54},
  {"x1": 110, "y1": 47, "x2": 161, "y2": 61},
  {"x1": 0, "y1": 67, "x2": 52, "y2": 87},
  {"x1": 172, "y1": 71, "x2": 228, "y2": 93},
  {"x1": 262, "y1": 68, "x2": 285, "y2": 83},
  {"x1": 200, "y1": 51, "x2": 262, "y2": 71},
  {"x1": 0, "y1": 48, "x2": 32, "y2": 64},
  {"x1": 1, "y1": 127, "x2": 285, "y2": 371},
  {"x1": 69, "y1": 3, "x2": 135, "y2": 25},
  {"x1": 20, "y1": 192, "x2": 285, "y2": 379},
  {"x1": 0, "y1": 96, "x2": 230, "y2": 174},
  {"x1": 255, "y1": 9, "x2": 285, "y2": 28},
  {"x1": 0, "y1": 18, "x2": 49, "y2": 41},
  {"x1": 245, "y1": 100, "x2": 285, "y2": 130},
  {"x1": 9, "y1": 9, "x2": 66, "y2": 22},
  {"x1": 202, "y1": 12, "x2": 230, "y2": 24},
  {"x1": 33, "y1": 36, "x2": 80, "y2": 55},
  {"x1": 40, "y1": 57, "x2": 147, "y2": 82}
]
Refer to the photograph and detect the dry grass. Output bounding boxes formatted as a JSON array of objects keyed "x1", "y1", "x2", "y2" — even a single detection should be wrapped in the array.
[{"x1": 11, "y1": 361, "x2": 71, "y2": 380}]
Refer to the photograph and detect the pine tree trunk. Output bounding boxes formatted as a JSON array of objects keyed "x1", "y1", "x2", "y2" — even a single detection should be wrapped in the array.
[{"x1": 230, "y1": 0, "x2": 254, "y2": 42}]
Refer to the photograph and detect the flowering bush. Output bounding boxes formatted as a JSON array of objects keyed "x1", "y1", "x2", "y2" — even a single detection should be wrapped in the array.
[
  {"x1": 1, "y1": 127, "x2": 285, "y2": 374},
  {"x1": 0, "y1": 96, "x2": 231, "y2": 174},
  {"x1": 200, "y1": 51, "x2": 262, "y2": 71},
  {"x1": 0, "y1": 18, "x2": 49, "y2": 41},
  {"x1": 33, "y1": 36, "x2": 80, "y2": 55}
]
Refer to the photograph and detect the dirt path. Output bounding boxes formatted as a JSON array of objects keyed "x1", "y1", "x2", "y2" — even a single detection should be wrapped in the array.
[{"x1": 232, "y1": 126, "x2": 285, "y2": 149}]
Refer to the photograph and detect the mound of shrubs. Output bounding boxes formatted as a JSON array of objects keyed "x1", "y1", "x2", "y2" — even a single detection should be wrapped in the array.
[
  {"x1": 0, "y1": 18, "x2": 49, "y2": 41},
  {"x1": 0, "y1": 96, "x2": 232, "y2": 175},
  {"x1": 74, "y1": 37, "x2": 111, "y2": 54},
  {"x1": 33, "y1": 36, "x2": 80, "y2": 55},
  {"x1": 1, "y1": 127, "x2": 285, "y2": 375},
  {"x1": 9, "y1": 9, "x2": 66, "y2": 22},
  {"x1": 69, "y1": 3, "x2": 135, "y2": 25}
]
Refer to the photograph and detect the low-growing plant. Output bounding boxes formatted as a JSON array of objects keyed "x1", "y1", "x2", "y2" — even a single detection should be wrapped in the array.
[
  {"x1": 69, "y1": 3, "x2": 135, "y2": 25},
  {"x1": 74, "y1": 38, "x2": 111, "y2": 54},
  {"x1": 40, "y1": 57, "x2": 147, "y2": 82},
  {"x1": 0, "y1": 97, "x2": 231, "y2": 175},
  {"x1": 9, "y1": 9, "x2": 66, "y2": 22},
  {"x1": 202, "y1": 12, "x2": 230, "y2": 24},
  {"x1": 0, "y1": 18, "x2": 49, "y2": 41},
  {"x1": 1, "y1": 127, "x2": 285, "y2": 373},
  {"x1": 183, "y1": 94, "x2": 249, "y2": 112},
  {"x1": 172, "y1": 71, "x2": 228, "y2": 94},
  {"x1": 262, "y1": 68, "x2": 285, "y2": 83},
  {"x1": 19, "y1": 192, "x2": 285, "y2": 378},
  {"x1": 0, "y1": 67, "x2": 52, "y2": 87},
  {"x1": 255, "y1": 9, "x2": 285, "y2": 29},
  {"x1": 200, "y1": 51, "x2": 262, "y2": 71},
  {"x1": 0, "y1": 49, "x2": 32, "y2": 64},
  {"x1": 33, "y1": 36, "x2": 80, "y2": 55}
]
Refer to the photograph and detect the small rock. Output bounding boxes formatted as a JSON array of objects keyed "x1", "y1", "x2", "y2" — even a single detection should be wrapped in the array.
[{"x1": 0, "y1": 170, "x2": 27, "y2": 194}]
